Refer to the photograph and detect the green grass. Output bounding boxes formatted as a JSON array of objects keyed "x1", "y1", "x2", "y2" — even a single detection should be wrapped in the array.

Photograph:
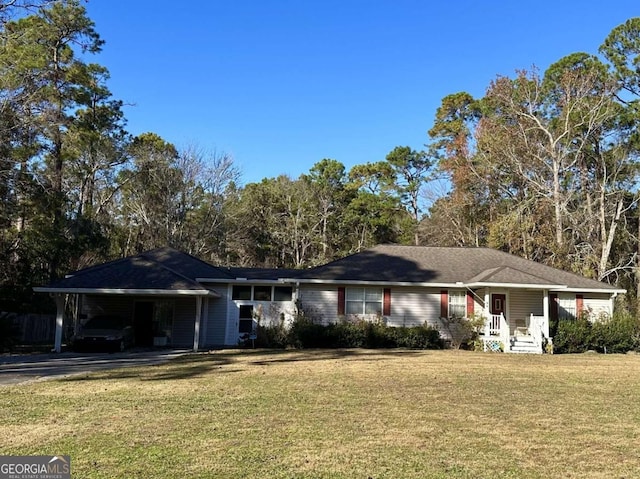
[{"x1": 2, "y1": 349, "x2": 640, "y2": 478}]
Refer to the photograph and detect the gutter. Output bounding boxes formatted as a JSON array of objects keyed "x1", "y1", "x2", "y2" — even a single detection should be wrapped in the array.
[{"x1": 32, "y1": 287, "x2": 220, "y2": 297}]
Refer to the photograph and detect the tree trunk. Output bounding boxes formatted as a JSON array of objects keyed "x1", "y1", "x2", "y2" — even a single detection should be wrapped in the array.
[{"x1": 552, "y1": 160, "x2": 563, "y2": 248}]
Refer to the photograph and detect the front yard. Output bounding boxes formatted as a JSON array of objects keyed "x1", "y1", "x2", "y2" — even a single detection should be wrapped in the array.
[{"x1": 1, "y1": 349, "x2": 639, "y2": 478}]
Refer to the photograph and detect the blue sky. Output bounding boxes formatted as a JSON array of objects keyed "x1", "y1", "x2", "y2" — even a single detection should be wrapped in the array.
[{"x1": 84, "y1": 1, "x2": 639, "y2": 185}]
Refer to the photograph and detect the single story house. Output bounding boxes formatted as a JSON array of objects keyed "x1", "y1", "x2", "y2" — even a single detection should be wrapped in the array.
[{"x1": 35, "y1": 244, "x2": 625, "y2": 354}]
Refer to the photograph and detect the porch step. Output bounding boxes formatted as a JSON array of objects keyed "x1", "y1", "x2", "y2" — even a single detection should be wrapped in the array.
[{"x1": 509, "y1": 338, "x2": 542, "y2": 354}]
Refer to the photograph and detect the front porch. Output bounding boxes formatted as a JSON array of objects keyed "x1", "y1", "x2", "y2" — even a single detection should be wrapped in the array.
[
  {"x1": 475, "y1": 289, "x2": 552, "y2": 354},
  {"x1": 480, "y1": 313, "x2": 550, "y2": 353}
]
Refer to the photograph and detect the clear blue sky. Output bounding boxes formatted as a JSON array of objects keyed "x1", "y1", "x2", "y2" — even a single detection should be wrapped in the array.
[{"x1": 84, "y1": 1, "x2": 639, "y2": 185}]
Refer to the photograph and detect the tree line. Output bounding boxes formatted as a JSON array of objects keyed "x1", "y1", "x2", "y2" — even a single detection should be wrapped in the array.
[{"x1": 0, "y1": 1, "x2": 639, "y2": 312}]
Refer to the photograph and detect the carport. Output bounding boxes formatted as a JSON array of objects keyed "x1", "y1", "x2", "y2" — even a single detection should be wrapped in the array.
[{"x1": 34, "y1": 249, "x2": 224, "y2": 353}]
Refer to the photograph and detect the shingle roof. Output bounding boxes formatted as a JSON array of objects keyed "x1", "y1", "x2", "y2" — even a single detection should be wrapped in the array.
[
  {"x1": 37, "y1": 248, "x2": 231, "y2": 294},
  {"x1": 293, "y1": 245, "x2": 620, "y2": 291},
  {"x1": 36, "y1": 244, "x2": 622, "y2": 294},
  {"x1": 221, "y1": 267, "x2": 301, "y2": 281}
]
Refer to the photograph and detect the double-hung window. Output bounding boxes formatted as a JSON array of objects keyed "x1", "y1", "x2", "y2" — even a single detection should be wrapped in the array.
[
  {"x1": 448, "y1": 291, "x2": 466, "y2": 318},
  {"x1": 346, "y1": 288, "x2": 383, "y2": 315}
]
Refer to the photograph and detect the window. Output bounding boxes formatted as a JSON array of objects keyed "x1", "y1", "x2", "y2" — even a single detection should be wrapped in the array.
[
  {"x1": 274, "y1": 286, "x2": 293, "y2": 301},
  {"x1": 448, "y1": 291, "x2": 466, "y2": 318},
  {"x1": 232, "y1": 285, "x2": 252, "y2": 300},
  {"x1": 253, "y1": 286, "x2": 272, "y2": 301},
  {"x1": 346, "y1": 288, "x2": 383, "y2": 315},
  {"x1": 232, "y1": 285, "x2": 294, "y2": 302}
]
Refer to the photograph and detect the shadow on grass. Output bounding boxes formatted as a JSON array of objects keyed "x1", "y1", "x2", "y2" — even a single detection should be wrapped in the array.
[
  {"x1": 61, "y1": 348, "x2": 434, "y2": 382},
  {"x1": 246, "y1": 348, "x2": 428, "y2": 366}
]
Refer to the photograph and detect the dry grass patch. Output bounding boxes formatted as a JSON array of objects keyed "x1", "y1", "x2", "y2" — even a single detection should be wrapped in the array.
[{"x1": 1, "y1": 349, "x2": 639, "y2": 478}]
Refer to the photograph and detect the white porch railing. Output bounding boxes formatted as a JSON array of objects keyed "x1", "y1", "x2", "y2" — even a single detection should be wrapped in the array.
[
  {"x1": 481, "y1": 313, "x2": 510, "y2": 352},
  {"x1": 487, "y1": 314, "x2": 503, "y2": 336},
  {"x1": 529, "y1": 314, "x2": 546, "y2": 351},
  {"x1": 480, "y1": 313, "x2": 550, "y2": 353}
]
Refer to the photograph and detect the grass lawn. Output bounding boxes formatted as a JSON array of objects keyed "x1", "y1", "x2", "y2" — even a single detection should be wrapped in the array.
[{"x1": 1, "y1": 349, "x2": 639, "y2": 478}]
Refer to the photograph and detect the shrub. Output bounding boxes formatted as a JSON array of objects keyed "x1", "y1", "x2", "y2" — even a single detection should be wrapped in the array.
[
  {"x1": 288, "y1": 316, "x2": 331, "y2": 348},
  {"x1": 254, "y1": 317, "x2": 289, "y2": 348},
  {"x1": 255, "y1": 314, "x2": 444, "y2": 350},
  {"x1": 389, "y1": 325, "x2": 444, "y2": 349},
  {"x1": 590, "y1": 311, "x2": 640, "y2": 353},
  {"x1": 439, "y1": 314, "x2": 486, "y2": 349},
  {"x1": 554, "y1": 311, "x2": 640, "y2": 354},
  {"x1": 553, "y1": 317, "x2": 592, "y2": 353}
]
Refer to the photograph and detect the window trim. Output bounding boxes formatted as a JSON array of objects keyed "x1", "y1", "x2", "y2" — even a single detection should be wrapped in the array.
[
  {"x1": 345, "y1": 287, "x2": 384, "y2": 316},
  {"x1": 231, "y1": 284, "x2": 294, "y2": 302},
  {"x1": 447, "y1": 290, "x2": 467, "y2": 319}
]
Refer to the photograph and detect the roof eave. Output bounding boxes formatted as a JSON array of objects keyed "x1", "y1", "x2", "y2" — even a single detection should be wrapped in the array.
[
  {"x1": 465, "y1": 282, "x2": 567, "y2": 290},
  {"x1": 291, "y1": 279, "x2": 464, "y2": 287},
  {"x1": 196, "y1": 278, "x2": 292, "y2": 284},
  {"x1": 551, "y1": 287, "x2": 626, "y2": 294},
  {"x1": 33, "y1": 287, "x2": 220, "y2": 297}
]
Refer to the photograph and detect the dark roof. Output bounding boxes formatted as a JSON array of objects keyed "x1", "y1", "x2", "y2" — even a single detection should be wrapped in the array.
[
  {"x1": 293, "y1": 245, "x2": 620, "y2": 291},
  {"x1": 221, "y1": 267, "x2": 301, "y2": 281},
  {"x1": 37, "y1": 248, "x2": 231, "y2": 294},
  {"x1": 36, "y1": 245, "x2": 622, "y2": 294}
]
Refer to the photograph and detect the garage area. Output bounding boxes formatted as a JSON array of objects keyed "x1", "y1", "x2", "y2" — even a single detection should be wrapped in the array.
[{"x1": 33, "y1": 248, "x2": 222, "y2": 352}]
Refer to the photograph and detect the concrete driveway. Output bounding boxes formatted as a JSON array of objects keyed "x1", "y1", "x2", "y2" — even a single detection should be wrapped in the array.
[{"x1": 0, "y1": 349, "x2": 189, "y2": 386}]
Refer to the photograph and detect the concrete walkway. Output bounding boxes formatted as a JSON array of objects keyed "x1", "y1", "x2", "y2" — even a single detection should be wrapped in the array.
[{"x1": 0, "y1": 349, "x2": 189, "y2": 386}]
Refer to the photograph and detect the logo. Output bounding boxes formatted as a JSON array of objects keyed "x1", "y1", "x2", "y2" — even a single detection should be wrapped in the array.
[{"x1": 0, "y1": 456, "x2": 70, "y2": 479}]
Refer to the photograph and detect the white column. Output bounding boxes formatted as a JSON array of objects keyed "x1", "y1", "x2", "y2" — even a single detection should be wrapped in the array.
[
  {"x1": 193, "y1": 296, "x2": 203, "y2": 352},
  {"x1": 543, "y1": 290, "x2": 550, "y2": 338},
  {"x1": 53, "y1": 294, "x2": 65, "y2": 353},
  {"x1": 483, "y1": 289, "x2": 490, "y2": 336}
]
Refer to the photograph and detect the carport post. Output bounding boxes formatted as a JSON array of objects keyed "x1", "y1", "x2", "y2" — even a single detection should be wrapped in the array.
[
  {"x1": 193, "y1": 296, "x2": 203, "y2": 352},
  {"x1": 53, "y1": 294, "x2": 65, "y2": 353}
]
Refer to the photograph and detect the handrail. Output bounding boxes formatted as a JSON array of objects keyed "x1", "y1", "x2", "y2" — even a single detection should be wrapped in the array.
[
  {"x1": 529, "y1": 314, "x2": 545, "y2": 352},
  {"x1": 500, "y1": 313, "x2": 510, "y2": 351}
]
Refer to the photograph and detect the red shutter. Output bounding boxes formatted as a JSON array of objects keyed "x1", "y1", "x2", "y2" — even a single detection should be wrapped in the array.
[
  {"x1": 466, "y1": 291, "x2": 474, "y2": 317},
  {"x1": 338, "y1": 287, "x2": 345, "y2": 316},
  {"x1": 440, "y1": 290, "x2": 448, "y2": 318},
  {"x1": 550, "y1": 293, "x2": 558, "y2": 321},
  {"x1": 383, "y1": 288, "x2": 391, "y2": 316},
  {"x1": 576, "y1": 294, "x2": 584, "y2": 318}
]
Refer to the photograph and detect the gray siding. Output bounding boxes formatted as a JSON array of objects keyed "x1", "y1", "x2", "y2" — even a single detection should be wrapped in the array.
[
  {"x1": 503, "y1": 290, "x2": 544, "y2": 333},
  {"x1": 205, "y1": 288, "x2": 228, "y2": 346},
  {"x1": 473, "y1": 288, "x2": 486, "y2": 313},
  {"x1": 298, "y1": 285, "x2": 442, "y2": 328},
  {"x1": 584, "y1": 293, "x2": 612, "y2": 319},
  {"x1": 297, "y1": 285, "x2": 339, "y2": 324},
  {"x1": 509, "y1": 290, "x2": 543, "y2": 329},
  {"x1": 172, "y1": 298, "x2": 196, "y2": 347},
  {"x1": 387, "y1": 287, "x2": 440, "y2": 328}
]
